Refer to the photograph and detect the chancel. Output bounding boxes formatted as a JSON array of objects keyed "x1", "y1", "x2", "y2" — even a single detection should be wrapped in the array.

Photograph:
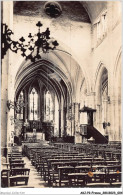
[{"x1": 1, "y1": 1, "x2": 122, "y2": 189}]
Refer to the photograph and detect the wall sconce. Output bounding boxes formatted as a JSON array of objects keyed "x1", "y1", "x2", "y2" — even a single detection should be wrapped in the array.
[
  {"x1": 10, "y1": 116, "x2": 16, "y2": 125},
  {"x1": 103, "y1": 121, "x2": 110, "y2": 129},
  {"x1": 7, "y1": 100, "x2": 26, "y2": 113},
  {"x1": 68, "y1": 114, "x2": 75, "y2": 121},
  {"x1": 7, "y1": 100, "x2": 15, "y2": 110},
  {"x1": 107, "y1": 96, "x2": 110, "y2": 104}
]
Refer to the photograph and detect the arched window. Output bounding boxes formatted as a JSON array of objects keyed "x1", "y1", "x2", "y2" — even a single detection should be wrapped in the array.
[
  {"x1": 17, "y1": 91, "x2": 24, "y2": 120},
  {"x1": 45, "y1": 91, "x2": 53, "y2": 121},
  {"x1": 29, "y1": 88, "x2": 38, "y2": 120}
]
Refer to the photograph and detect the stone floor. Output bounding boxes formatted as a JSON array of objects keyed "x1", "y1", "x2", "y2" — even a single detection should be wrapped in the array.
[{"x1": 22, "y1": 156, "x2": 49, "y2": 188}]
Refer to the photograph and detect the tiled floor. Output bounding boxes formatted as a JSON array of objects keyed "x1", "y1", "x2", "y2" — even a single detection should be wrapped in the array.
[{"x1": 22, "y1": 156, "x2": 49, "y2": 188}]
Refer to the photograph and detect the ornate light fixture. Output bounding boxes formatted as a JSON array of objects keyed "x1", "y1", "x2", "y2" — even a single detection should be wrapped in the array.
[
  {"x1": 7, "y1": 100, "x2": 27, "y2": 113},
  {"x1": 1, "y1": 21, "x2": 59, "y2": 62},
  {"x1": 9, "y1": 116, "x2": 21, "y2": 125},
  {"x1": 103, "y1": 121, "x2": 110, "y2": 129},
  {"x1": 44, "y1": 1, "x2": 62, "y2": 18}
]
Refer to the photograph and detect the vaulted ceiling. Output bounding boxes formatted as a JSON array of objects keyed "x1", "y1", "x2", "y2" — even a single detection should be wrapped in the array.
[
  {"x1": 15, "y1": 59, "x2": 69, "y2": 105},
  {"x1": 13, "y1": 1, "x2": 107, "y2": 23},
  {"x1": 13, "y1": 1, "x2": 107, "y2": 101},
  {"x1": 14, "y1": 49, "x2": 83, "y2": 104},
  {"x1": 82, "y1": 1, "x2": 107, "y2": 22}
]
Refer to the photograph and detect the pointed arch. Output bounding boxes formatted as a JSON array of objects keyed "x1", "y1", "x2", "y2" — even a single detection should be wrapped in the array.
[{"x1": 29, "y1": 87, "x2": 38, "y2": 121}]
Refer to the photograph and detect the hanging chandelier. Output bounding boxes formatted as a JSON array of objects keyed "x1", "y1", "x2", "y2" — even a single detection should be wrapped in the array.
[{"x1": 1, "y1": 21, "x2": 59, "y2": 62}]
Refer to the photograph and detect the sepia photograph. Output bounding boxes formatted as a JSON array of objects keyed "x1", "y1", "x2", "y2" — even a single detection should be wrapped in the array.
[{"x1": 1, "y1": 0, "x2": 122, "y2": 193}]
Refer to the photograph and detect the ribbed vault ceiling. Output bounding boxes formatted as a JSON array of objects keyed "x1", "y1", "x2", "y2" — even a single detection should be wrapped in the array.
[{"x1": 15, "y1": 59, "x2": 72, "y2": 106}]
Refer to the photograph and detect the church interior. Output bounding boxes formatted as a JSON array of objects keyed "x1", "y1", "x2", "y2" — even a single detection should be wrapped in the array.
[{"x1": 1, "y1": 1, "x2": 122, "y2": 188}]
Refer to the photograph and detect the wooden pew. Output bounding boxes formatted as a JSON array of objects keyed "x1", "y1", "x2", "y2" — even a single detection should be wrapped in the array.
[
  {"x1": 22, "y1": 142, "x2": 121, "y2": 188},
  {"x1": 87, "y1": 171, "x2": 106, "y2": 183},
  {"x1": 68, "y1": 173, "x2": 87, "y2": 187},
  {"x1": 8, "y1": 156, "x2": 22, "y2": 162},
  {"x1": 75, "y1": 166, "x2": 91, "y2": 173},
  {"x1": 10, "y1": 168, "x2": 30, "y2": 176},
  {"x1": 58, "y1": 162, "x2": 121, "y2": 186},
  {"x1": 10, "y1": 160, "x2": 24, "y2": 164},
  {"x1": 91, "y1": 165, "x2": 121, "y2": 174},
  {"x1": 9, "y1": 175, "x2": 29, "y2": 186},
  {"x1": 10, "y1": 163, "x2": 26, "y2": 169},
  {"x1": 36, "y1": 152, "x2": 83, "y2": 174},
  {"x1": 105, "y1": 172, "x2": 122, "y2": 184},
  {"x1": 56, "y1": 165, "x2": 91, "y2": 187},
  {"x1": 43, "y1": 155, "x2": 103, "y2": 180},
  {"x1": 45, "y1": 157, "x2": 89, "y2": 181},
  {"x1": 1, "y1": 169, "x2": 10, "y2": 187},
  {"x1": 44, "y1": 158, "x2": 92, "y2": 185},
  {"x1": 9, "y1": 168, "x2": 30, "y2": 186},
  {"x1": 56, "y1": 166, "x2": 75, "y2": 187}
]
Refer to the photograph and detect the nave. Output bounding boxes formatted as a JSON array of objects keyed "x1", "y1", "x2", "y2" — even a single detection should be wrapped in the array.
[
  {"x1": 1, "y1": 1, "x2": 122, "y2": 190},
  {"x1": 1, "y1": 141, "x2": 121, "y2": 188}
]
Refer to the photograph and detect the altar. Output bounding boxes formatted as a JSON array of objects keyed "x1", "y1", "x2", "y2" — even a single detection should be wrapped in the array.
[{"x1": 25, "y1": 132, "x2": 45, "y2": 141}]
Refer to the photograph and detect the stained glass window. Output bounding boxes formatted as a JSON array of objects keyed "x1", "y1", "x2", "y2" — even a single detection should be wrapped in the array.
[
  {"x1": 29, "y1": 88, "x2": 38, "y2": 120},
  {"x1": 45, "y1": 91, "x2": 53, "y2": 121}
]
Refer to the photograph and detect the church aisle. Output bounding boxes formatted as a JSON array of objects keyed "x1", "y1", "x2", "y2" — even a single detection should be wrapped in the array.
[{"x1": 22, "y1": 156, "x2": 49, "y2": 188}]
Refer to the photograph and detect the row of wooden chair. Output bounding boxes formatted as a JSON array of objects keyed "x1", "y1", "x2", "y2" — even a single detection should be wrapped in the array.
[
  {"x1": 23, "y1": 142, "x2": 121, "y2": 187},
  {"x1": 51, "y1": 142, "x2": 121, "y2": 161},
  {"x1": 1, "y1": 148, "x2": 30, "y2": 187}
]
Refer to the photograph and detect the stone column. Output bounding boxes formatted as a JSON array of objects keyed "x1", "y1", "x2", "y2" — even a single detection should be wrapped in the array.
[
  {"x1": 71, "y1": 103, "x2": 74, "y2": 136},
  {"x1": 1, "y1": 52, "x2": 9, "y2": 156},
  {"x1": 63, "y1": 107, "x2": 67, "y2": 136},
  {"x1": 107, "y1": 98, "x2": 114, "y2": 141},
  {"x1": 107, "y1": 68, "x2": 114, "y2": 141},
  {"x1": 86, "y1": 92, "x2": 95, "y2": 108},
  {"x1": 66, "y1": 117, "x2": 71, "y2": 136},
  {"x1": 60, "y1": 96, "x2": 64, "y2": 137},
  {"x1": 74, "y1": 103, "x2": 82, "y2": 144},
  {"x1": 74, "y1": 103, "x2": 79, "y2": 133},
  {"x1": 23, "y1": 89, "x2": 28, "y2": 140},
  {"x1": 7, "y1": 52, "x2": 14, "y2": 149},
  {"x1": 1, "y1": 1, "x2": 13, "y2": 156},
  {"x1": 39, "y1": 84, "x2": 43, "y2": 129},
  {"x1": 95, "y1": 104, "x2": 102, "y2": 131},
  {"x1": 54, "y1": 95, "x2": 59, "y2": 136},
  {"x1": 118, "y1": 98, "x2": 121, "y2": 140},
  {"x1": 105, "y1": 1, "x2": 118, "y2": 141},
  {"x1": 59, "y1": 109, "x2": 61, "y2": 137},
  {"x1": 113, "y1": 97, "x2": 121, "y2": 141},
  {"x1": 24, "y1": 88, "x2": 28, "y2": 121}
]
